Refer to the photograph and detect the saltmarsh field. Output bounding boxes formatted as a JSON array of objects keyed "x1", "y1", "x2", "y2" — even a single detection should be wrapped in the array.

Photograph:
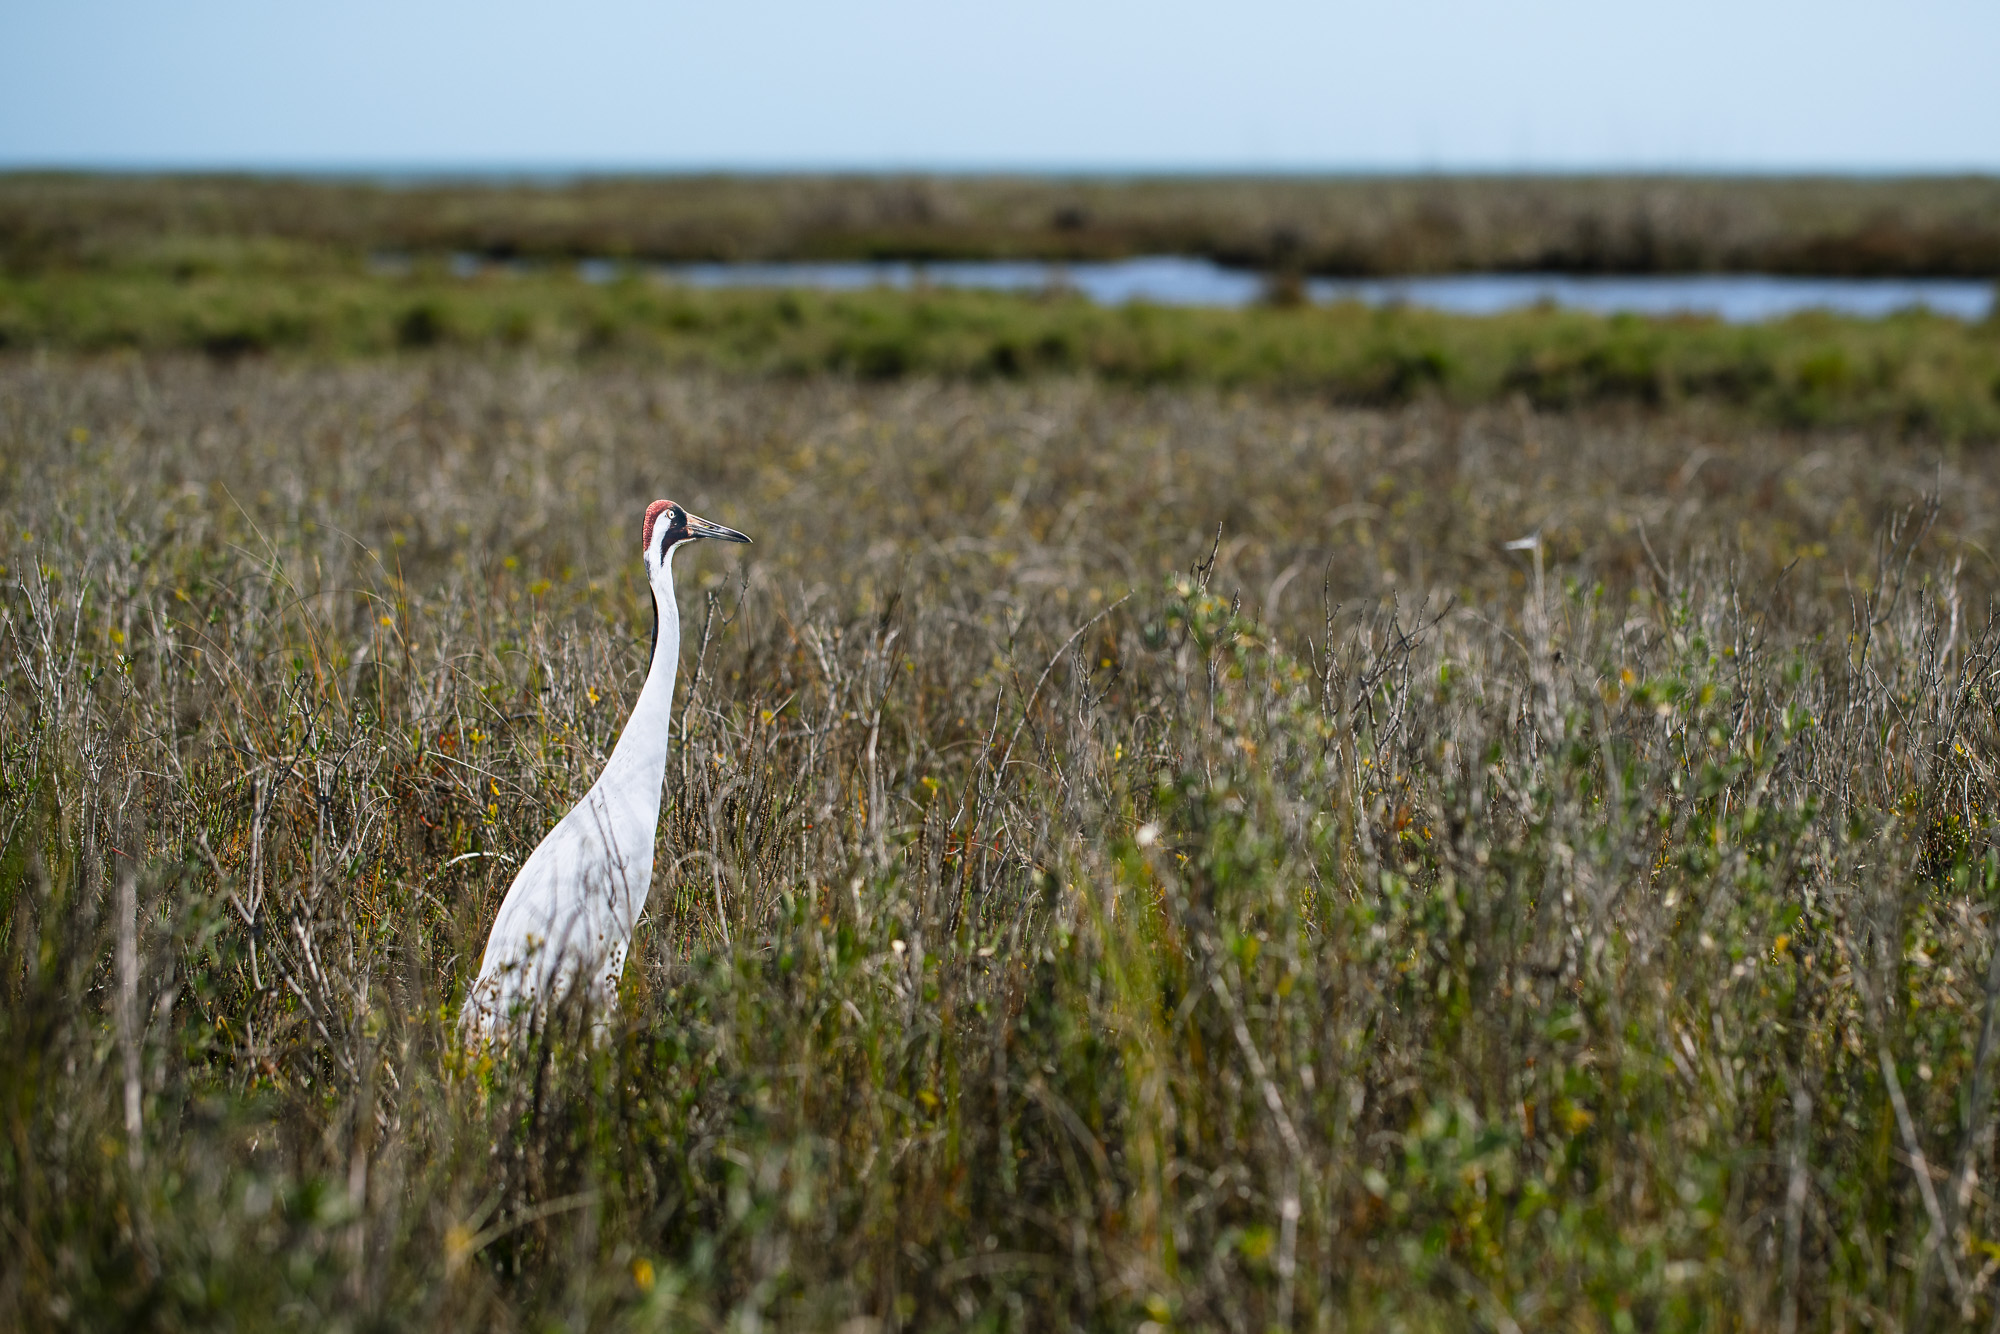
[{"x1": 9, "y1": 348, "x2": 2000, "y2": 1332}]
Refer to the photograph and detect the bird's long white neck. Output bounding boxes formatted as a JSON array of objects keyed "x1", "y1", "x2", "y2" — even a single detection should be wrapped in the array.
[{"x1": 599, "y1": 573, "x2": 681, "y2": 798}]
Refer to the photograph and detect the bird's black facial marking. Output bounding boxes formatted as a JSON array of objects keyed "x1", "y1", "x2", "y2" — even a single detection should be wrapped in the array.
[{"x1": 657, "y1": 504, "x2": 688, "y2": 565}]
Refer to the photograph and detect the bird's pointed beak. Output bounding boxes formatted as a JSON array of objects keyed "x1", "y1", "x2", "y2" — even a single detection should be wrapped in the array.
[{"x1": 686, "y1": 513, "x2": 752, "y2": 544}]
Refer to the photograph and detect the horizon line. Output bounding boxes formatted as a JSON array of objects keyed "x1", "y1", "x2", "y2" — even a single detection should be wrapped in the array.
[{"x1": 5, "y1": 160, "x2": 2000, "y2": 183}]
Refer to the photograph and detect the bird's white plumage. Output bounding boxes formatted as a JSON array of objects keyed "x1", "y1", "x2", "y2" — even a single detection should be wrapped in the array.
[{"x1": 462, "y1": 501, "x2": 746, "y2": 1035}]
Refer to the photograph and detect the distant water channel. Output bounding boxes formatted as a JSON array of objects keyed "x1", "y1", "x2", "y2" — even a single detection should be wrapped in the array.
[{"x1": 636, "y1": 256, "x2": 1996, "y2": 323}]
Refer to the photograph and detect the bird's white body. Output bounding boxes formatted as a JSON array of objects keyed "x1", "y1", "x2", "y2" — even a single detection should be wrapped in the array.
[{"x1": 463, "y1": 501, "x2": 747, "y2": 1035}]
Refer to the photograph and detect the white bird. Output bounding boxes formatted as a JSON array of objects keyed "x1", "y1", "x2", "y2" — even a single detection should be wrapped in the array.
[{"x1": 463, "y1": 498, "x2": 750, "y2": 1034}]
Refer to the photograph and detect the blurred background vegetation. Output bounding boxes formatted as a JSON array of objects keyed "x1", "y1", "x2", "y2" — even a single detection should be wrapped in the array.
[
  {"x1": 8, "y1": 172, "x2": 2000, "y2": 274},
  {"x1": 3, "y1": 174, "x2": 1999, "y2": 439}
]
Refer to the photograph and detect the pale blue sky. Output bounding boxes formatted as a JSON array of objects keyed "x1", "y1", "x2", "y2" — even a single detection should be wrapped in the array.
[{"x1": 2, "y1": 0, "x2": 1994, "y2": 172}]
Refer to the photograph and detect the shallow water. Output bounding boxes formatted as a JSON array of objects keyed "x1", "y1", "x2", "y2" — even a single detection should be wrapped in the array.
[
  {"x1": 648, "y1": 255, "x2": 1995, "y2": 322},
  {"x1": 1309, "y1": 271, "x2": 1996, "y2": 322}
]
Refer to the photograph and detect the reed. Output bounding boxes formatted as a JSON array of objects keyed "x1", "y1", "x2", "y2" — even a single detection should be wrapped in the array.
[{"x1": 6, "y1": 355, "x2": 2000, "y2": 1329}]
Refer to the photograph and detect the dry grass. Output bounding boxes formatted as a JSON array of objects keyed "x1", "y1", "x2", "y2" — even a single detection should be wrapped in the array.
[
  {"x1": 7, "y1": 354, "x2": 2000, "y2": 1330},
  {"x1": 8, "y1": 172, "x2": 2000, "y2": 275}
]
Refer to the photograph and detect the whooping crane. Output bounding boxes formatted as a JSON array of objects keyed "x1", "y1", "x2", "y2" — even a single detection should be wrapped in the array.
[{"x1": 462, "y1": 499, "x2": 750, "y2": 1034}]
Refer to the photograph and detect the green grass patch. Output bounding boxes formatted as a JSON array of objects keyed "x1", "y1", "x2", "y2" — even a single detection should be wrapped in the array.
[{"x1": 3, "y1": 260, "x2": 1999, "y2": 436}]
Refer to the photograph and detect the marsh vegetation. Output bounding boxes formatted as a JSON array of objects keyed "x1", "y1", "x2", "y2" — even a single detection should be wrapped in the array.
[
  {"x1": 8, "y1": 172, "x2": 2000, "y2": 276},
  {"x1": 9, "y1": 355, "x2": 2000, "y2": 1329},
  {"x1": 4, "y1": 265, "x2": 1998, "y2": 440},
  {"x1": 6, "y1": 174, "x2": 1999, "y2": 439}
]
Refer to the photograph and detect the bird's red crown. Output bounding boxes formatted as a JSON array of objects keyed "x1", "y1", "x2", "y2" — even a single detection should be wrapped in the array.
[{"x1": 641, "y1": 499, "x2": 675, "y2": 553}]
